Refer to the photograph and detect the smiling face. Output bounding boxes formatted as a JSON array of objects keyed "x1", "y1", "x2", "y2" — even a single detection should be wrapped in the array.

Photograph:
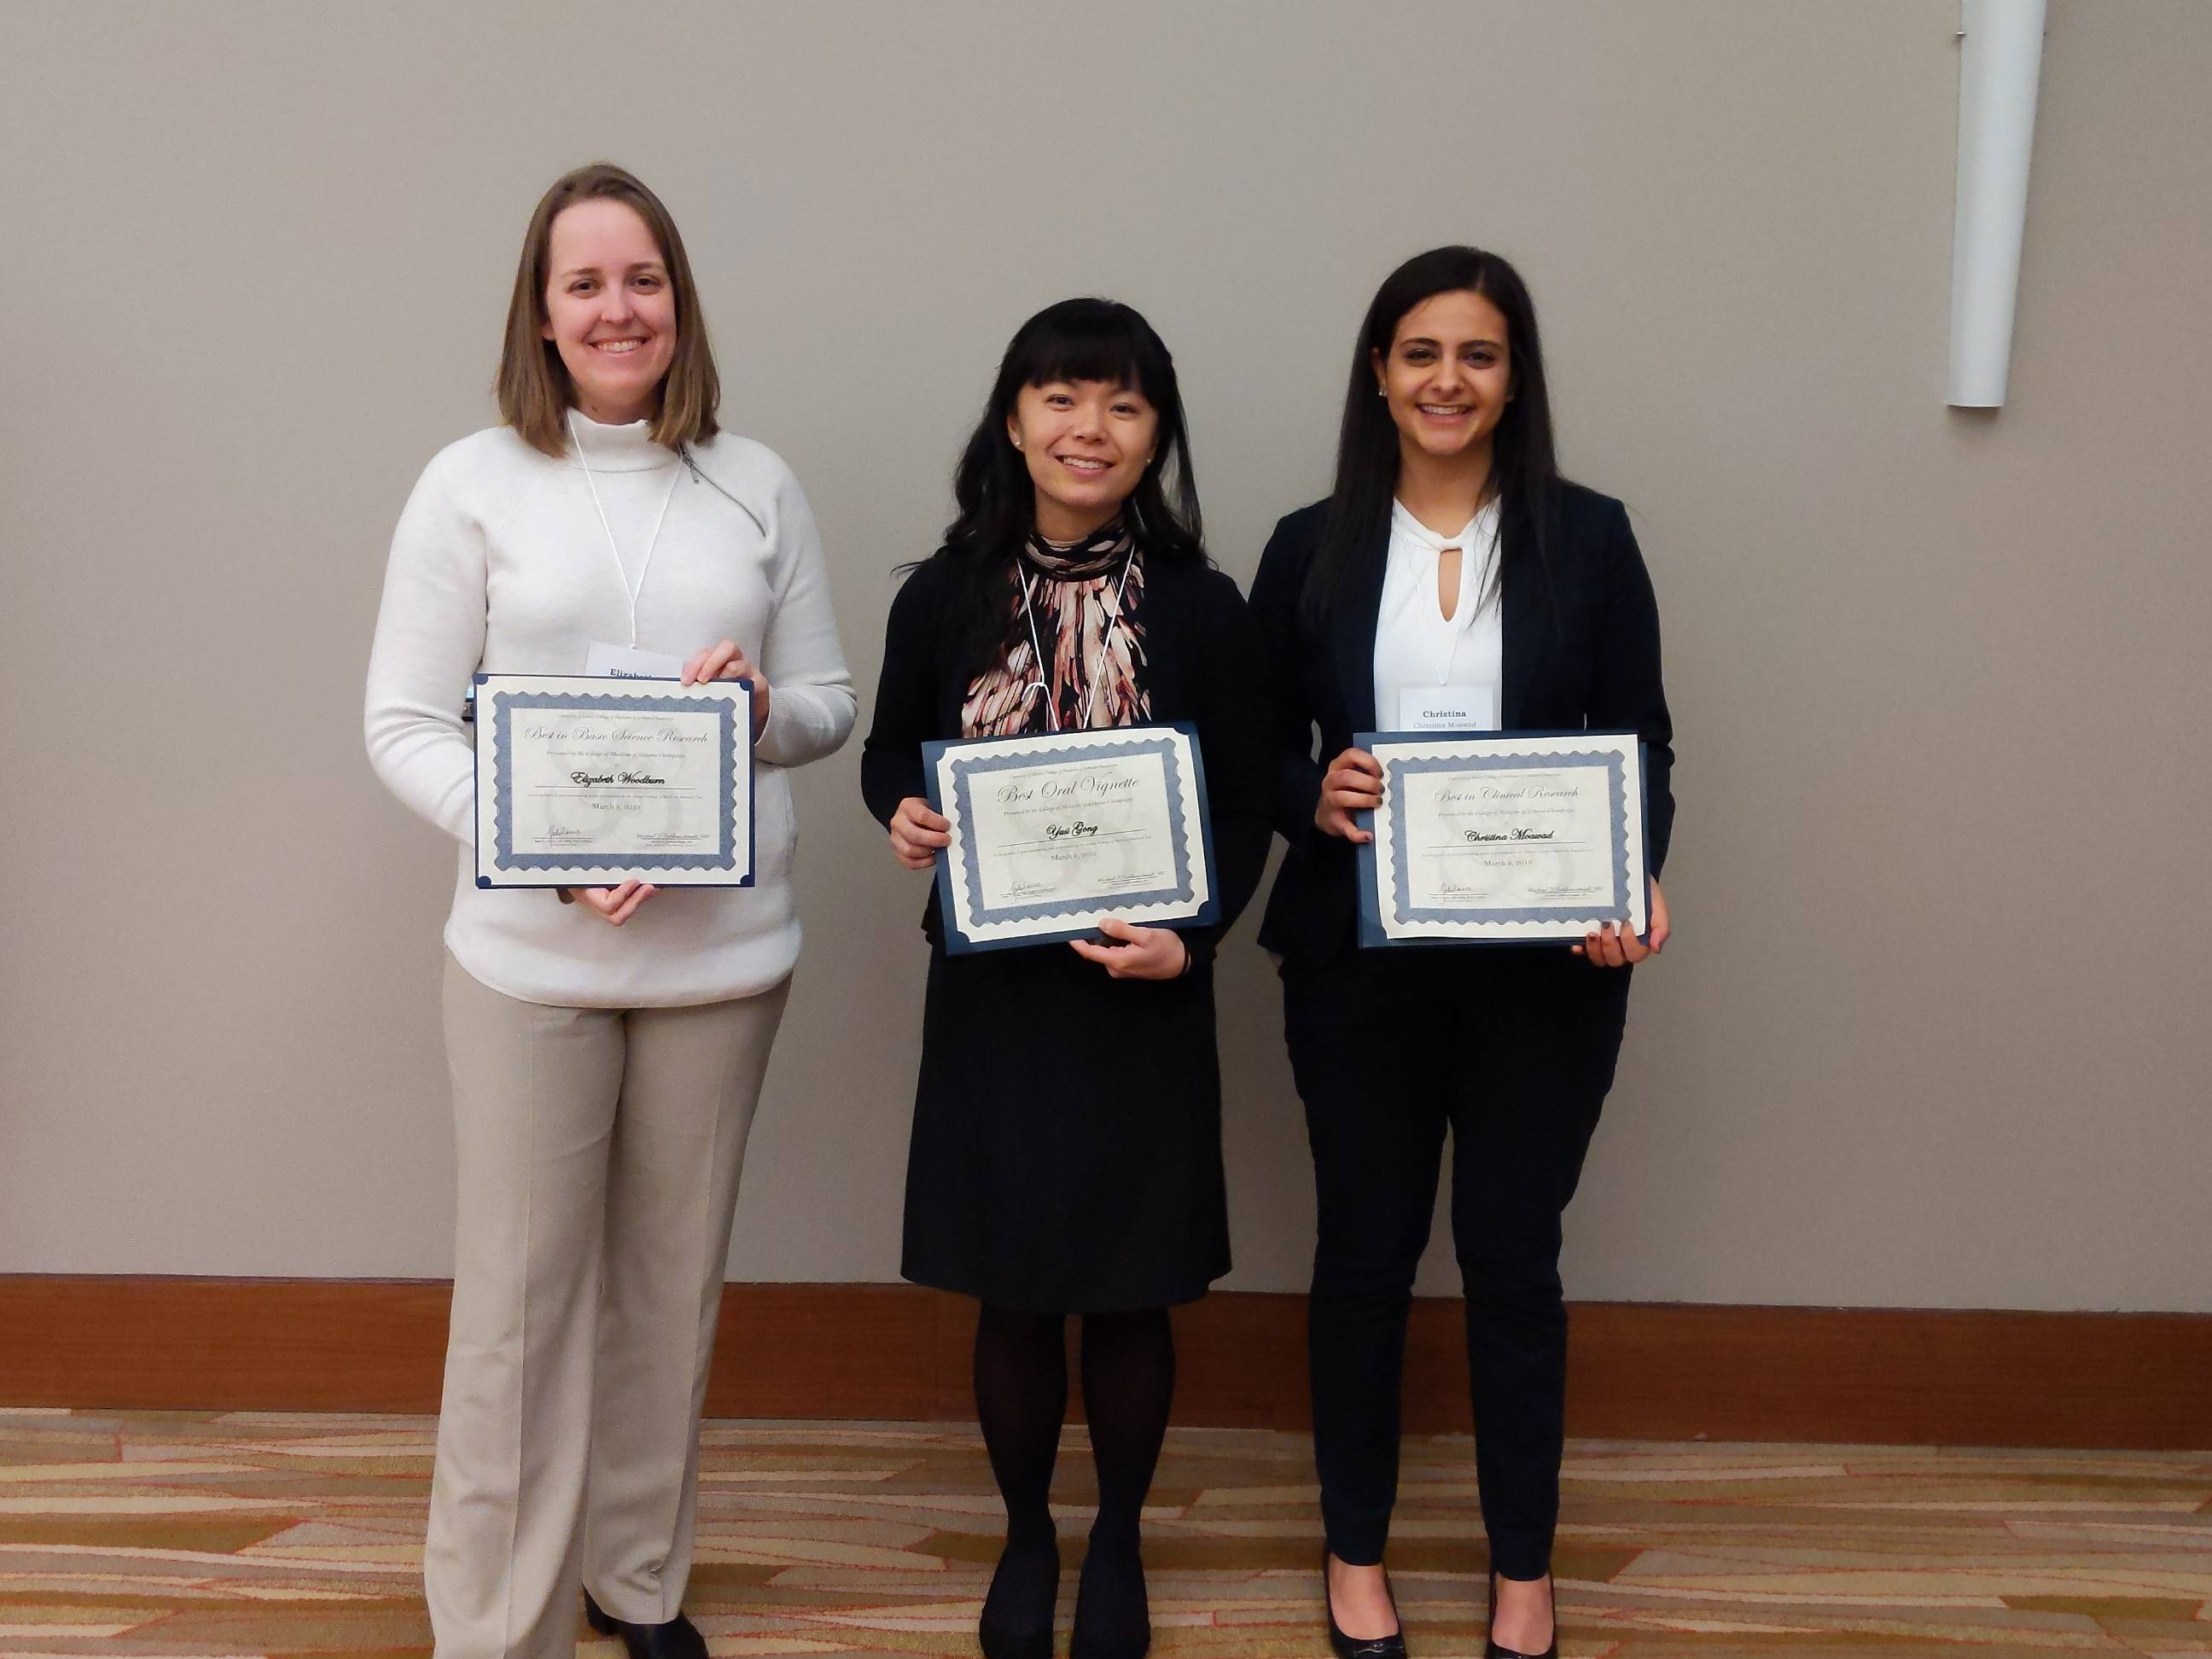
[
  {"x1": 1372, "y1": 288, "x2": 1514, "y2": 468},
  {"x1": 540, "y1": 198, "x2": 678, "y2": 425},
  {"x1": 1006, "y1": 379, "x2": 1159, "y2": 542}
]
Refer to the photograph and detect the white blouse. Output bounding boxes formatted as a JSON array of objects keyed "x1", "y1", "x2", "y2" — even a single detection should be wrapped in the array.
[{"x1": 1371, "y1": 498, "x2": 1504, "y2": 732}]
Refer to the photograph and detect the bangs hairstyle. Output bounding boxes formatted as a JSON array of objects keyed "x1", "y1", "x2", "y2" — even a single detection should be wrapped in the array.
[
  {"x1": 1303, "y1": 245, "x2": 1565, "y2": 626},
  {"x1": 496, "y1": 163, "x2": 721, "y2": 458},
  {"x1": 932, "y1": 297, "x2": 1205, "y2": 667}
]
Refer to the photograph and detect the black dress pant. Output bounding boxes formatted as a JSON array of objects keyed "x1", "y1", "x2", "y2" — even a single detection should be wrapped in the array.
[{"x1": 1284, "y1": 946, "x2": 1631, "y2": 1581}]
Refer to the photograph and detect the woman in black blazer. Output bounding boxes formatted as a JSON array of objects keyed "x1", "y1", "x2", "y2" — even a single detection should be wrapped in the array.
[{"x1": 1249, "y1": 247, "x2": 1674, "y2": 1659}]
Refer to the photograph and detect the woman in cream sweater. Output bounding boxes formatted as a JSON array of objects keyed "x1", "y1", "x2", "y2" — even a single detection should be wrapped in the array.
[{"x1": 364, "y1": 163, "x2": 853, "y2": 1659}]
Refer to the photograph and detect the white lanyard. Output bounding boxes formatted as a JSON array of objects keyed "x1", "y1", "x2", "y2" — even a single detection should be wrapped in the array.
[
  {"x1": 571, "y1": 410, "x2": 680, "y2": 649},
  {"x1": 1019, "y1": 547, "x2": 1137, "y2": 733}
]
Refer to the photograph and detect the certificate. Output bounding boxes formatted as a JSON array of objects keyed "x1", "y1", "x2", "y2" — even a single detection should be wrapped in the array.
[
  {"x1": 472, "y1": 674, "x2": 754, "y2": 888},
  {"x1": 1356, "y1": 730, "x2": 1649, "y2": 946},
  {"x1": 923, "y1": 723, "x2": 1217, "y2": 953}
]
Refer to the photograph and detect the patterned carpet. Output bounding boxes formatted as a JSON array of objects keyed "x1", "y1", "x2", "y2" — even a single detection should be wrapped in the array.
[{"x1": 2, "y1": 1409, "x2": 2208, "y2": 1656}]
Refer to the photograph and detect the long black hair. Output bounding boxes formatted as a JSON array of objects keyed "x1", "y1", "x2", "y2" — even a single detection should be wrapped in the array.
[
  {"x1": 1302, "y1": 246, "x2": 1564, "y2": 626},
  {"x1": 929, "y1": 298, "x2": 1203, "y2": 671}
]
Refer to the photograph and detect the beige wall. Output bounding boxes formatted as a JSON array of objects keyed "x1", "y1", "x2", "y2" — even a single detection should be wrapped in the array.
[{"x1": 3, "y1": 2, "x2": 2207, "y2": 1311}]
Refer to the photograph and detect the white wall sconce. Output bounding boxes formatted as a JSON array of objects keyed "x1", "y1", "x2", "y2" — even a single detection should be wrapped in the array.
[{"x1": 1949, "y1": 0, "x2": 2048, "y2": 407}]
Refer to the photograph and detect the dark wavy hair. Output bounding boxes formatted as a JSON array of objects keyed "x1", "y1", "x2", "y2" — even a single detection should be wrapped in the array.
[
  {"x1": 1302, "y1": 246, "x2": 1564, "y2": 626},
  {"x1": 927, "y1": 298, "x2": 1203, "y2": 670}
]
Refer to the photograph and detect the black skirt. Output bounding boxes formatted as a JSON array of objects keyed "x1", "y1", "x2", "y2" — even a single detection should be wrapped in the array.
[{"x1": 900, "y1": 940, "x2": 1231, "y2": 1313}]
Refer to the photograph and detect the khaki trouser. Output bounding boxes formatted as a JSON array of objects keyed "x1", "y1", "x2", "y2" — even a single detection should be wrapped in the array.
[{"x1": 427, "y1": 954, "x2": 790, "y2": 1659}]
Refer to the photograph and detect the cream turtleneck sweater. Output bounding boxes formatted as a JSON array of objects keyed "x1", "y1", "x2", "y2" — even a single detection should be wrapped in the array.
[{"x1": 364, "y1": 415, "x2": 854, "y2": 1006}]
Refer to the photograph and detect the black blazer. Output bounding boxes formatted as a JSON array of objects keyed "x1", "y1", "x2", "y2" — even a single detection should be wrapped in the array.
[{"x1": 1248, "y1": 483, "x2": 1675, "y2": 965}]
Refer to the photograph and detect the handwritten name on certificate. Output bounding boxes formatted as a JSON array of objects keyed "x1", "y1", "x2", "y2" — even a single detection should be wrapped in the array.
[
  {"x1": 923, "y1": 725, "x2": 1217, "y2": 952},
  {"x1": 1358, "y1": 731, "x2": 1649, "y2": 946},
  {"x1": 472, "y1": 675, "x2": 754, "y2": 888}
]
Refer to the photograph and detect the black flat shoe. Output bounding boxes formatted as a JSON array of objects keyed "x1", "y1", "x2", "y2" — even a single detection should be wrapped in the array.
[
  {"x1": 1322, "y1": 1546, "x2": 1407, "y2": 1659},
  {"x1": 1069, "y1": 1542, "x2": 1150, "y2": 1659},
  {"x1": 1482, "y1": 1569, "x2": 1557, "y2": 1659},
  {"x1": 582, "y1": 1589, "x2": 707, "y2": 1659},
  {"x1": 978, "y1": 1533, "x2": 1060, "y2": 1659}
]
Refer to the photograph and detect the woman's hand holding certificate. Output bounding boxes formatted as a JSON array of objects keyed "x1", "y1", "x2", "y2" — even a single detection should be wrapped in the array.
[
  {"x1": 1574, "y1": 877, "x2": 1669, "y2": 965},
  {"x1": 1315, "y1": 746, "x2": 1383, "y2": 844},
  {"x1": 888, "y1": 797, "x2": 952, "y2": 870},
  {"x1": 1068, "y1": 916, "x2": 1190, "y2": 979},
  {"x1": 680, "y1": 637, "x2": 771, "y2": 738}
]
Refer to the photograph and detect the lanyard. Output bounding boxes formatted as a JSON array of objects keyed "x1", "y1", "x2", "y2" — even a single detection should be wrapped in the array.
[
  {"x1": 571, "y1": 410, "x2": 681, "y2": 649},
  {"x1": 1019, "y1": 547, "x2": 1137, "y2": 733}
]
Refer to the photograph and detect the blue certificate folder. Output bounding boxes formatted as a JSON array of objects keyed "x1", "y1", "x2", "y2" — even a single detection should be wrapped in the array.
[
  {"x1": 1353, "y1": 730, "x2": 1650, "y2": 948},
  {"x1": 922, "y1": 722, "x2": 1220, "y2": 955},
  {"x1": 472, "y1": 674, "x2": 755, "y2": 888}
]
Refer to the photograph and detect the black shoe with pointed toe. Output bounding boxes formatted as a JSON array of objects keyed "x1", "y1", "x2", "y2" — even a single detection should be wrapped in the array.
[
  {"x1": 1322, "y1": 1547, "x2": 1408, "y2": 1659},
  {"x1": 582, "y1": 1589, "x2": 708, "y2": 1659},
  {"x1": 1481, "y1": 1570, "x2": 1557, "y2": 1659}
]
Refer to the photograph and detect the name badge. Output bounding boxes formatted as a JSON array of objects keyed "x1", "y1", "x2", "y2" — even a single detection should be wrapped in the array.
[
  {"x1": 585, "y1": 642, "x2": 686, "y2": 680},
  {"x1": 1397, "y1": 684, "x2": 1497, "y2": 733}
]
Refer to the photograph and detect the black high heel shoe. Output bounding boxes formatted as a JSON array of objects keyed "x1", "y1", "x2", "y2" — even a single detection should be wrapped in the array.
[
  {"x1": 582, "y1": 1589, "x2": 707, "y2": 1659},
  {"x1": 1322, "y1": 1546, "x2": 1408, "y2": 1659},
  {"x1": 1482, "y1": 1569, "x2": 1557, "y2": 1659}
]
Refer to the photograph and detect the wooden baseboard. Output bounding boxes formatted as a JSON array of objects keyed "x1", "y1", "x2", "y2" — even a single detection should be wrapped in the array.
[{"x1": 2, "y1": 1276, "x2": 2204, "y2": 1448}]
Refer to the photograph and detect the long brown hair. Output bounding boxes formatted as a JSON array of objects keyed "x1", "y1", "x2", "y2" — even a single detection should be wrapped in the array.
[{"x1": 496, "y1": 163, "x2": 720, "y2": 458}]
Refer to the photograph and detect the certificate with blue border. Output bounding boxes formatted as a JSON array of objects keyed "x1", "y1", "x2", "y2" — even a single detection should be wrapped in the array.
[
  {"x1": 1355, "y1": 730, "x2": 1649, "y2": 946},
  {"x1": 923, "y1": 723, "x2": 1218, "y2": 954},
  {"x1": 472, "y1": 674, "x2": 754, "y2": 888}
]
